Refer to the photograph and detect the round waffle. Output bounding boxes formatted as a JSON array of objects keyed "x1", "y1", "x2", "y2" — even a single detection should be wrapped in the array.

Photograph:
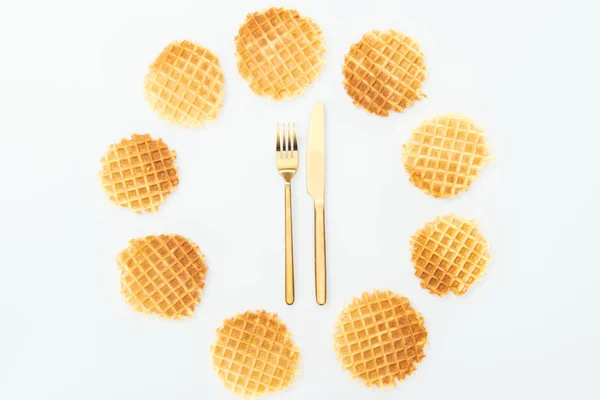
[
  {"x1": 343, "y1": 30, "x2": 426, "y2": 116},
  {"x1": 211, "y1": 310, "x2": 300, "y2": 397},
  {"x1": 144, "y1": 40, "x2": 224, "y2": 127},
  {"x1": 403, "y1": 114, "x2": 490, "y2": 198},
  {"x1": 334, "y1": 290, "x2": 428, "y2": 388},
  {"x1": 235, "y1": 7, "x2": 325, "y2": 100},
  {"x1": 117, "y1": 234, "x2": 208, "y2": 319},
  {"x1": 99, "y1": 134, "x2": 179, "y2": 213},
  {"x1": 410, "y1": 214, "x2": 491, "y2": 296}
]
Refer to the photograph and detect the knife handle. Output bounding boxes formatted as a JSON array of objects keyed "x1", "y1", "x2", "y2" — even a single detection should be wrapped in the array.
[
  {"x1": 314, "y1": 204, "x2": 326, "y2": 305},
  {"x1": 284, "y1": 183, "x2": 295, "y2": 305}
]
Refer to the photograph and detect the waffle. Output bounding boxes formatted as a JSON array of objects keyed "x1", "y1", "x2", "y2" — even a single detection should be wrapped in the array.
[
  {"x1": 343, "y1": 30, "x2": 426, "y2": 116},
  {"x1": 235, "y1": 7, "x2": 325, "y2": 100},
  {"x1": 117, "y1": 234, "x2": 208, "y2": 319},
  {"x1": 99, "y1": 134, "x2": 179, "y2": 213},
  {"x1": 403, "y1": 114, "x2": 490, "y2": 198},
  {"x1": 211, "y1": 310, "x2": 300, "y2": 397},
  {"x1": 410, "y1": 214, "x2": 490, "y2": 296},
  {"x1": 144, "y1": 40, "x2": 224, "y2": 127},
  {"x1": 334, "y1": 290, "x2": 428, "y2": 388}
]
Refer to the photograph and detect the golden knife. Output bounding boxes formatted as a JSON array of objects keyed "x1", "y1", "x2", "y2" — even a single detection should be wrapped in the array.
[{"x1": 307, "y1": 101, "x2": 326, "y2": 305}]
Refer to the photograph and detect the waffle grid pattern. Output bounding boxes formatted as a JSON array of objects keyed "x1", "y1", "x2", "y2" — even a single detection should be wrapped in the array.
[
  {"x1": 403, "y1": 114, "x2": 489, "y2": 198},
  {"x1": 235, "y1": 7, "x2": 325, "y2": 100},
  {"x1": 410, "y1": 214, "x2": 490, "y2": 296},
  {"x1": 211, "y1": 310, "x2": 300, "y2": 397},
  {"x1": 117, "y1": 234, "x2": 208, "y2": 319},
  {"x1": 99, "y1": 134, "x2": 178, "y2": 213},
  {"x1": 144, "y1": 40, "x2": 224, "y2": 126},
  {"x1": 334, "y1": 290, "x2": 428, "y2": 387},
  {"x1": 343, "y1": 30, "x2": 426, "y2": 116}
]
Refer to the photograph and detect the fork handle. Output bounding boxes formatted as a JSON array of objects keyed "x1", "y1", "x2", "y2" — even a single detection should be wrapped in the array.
[
  {"x1": 284, "y1": 183, "x2": 295, "y2": 305},
  {"x1": 314, "y1": 204, "x2": 326, "y2": 305}
]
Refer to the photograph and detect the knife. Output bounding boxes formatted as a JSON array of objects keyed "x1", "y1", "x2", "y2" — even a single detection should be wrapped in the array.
[{"x1": 307, "y1": 101, "x2": 326, "y2": 305}]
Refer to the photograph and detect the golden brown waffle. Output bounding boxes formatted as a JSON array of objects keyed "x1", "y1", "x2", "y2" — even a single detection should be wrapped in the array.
[
  {"x1": 144, "y1": 40, "x2": 224, "y2": 127},
  {"x1": 403, "y1": 114, "x2": 490, "y2": 198},
  {"x1": 235, "y1": 7, "x2": 325, "y2": 100},
  {"x1": 99, "y1": 134, "x2": 178, "y2": 213},
  {"x1": 343, "y1": 30, "x2": 426, "y2": 116},
  {"x1": 334, "y1": 290, "x2": 428, "y2": 388},
  {"x1": 211, "y1": 310, "x2": 300, "y2": 397},
  {"x1": 117, "y1": 234, "x2": 208, "y2": 319},
  {"x1": 410, "y1": 214, "x2": 490, "y2": 296}
]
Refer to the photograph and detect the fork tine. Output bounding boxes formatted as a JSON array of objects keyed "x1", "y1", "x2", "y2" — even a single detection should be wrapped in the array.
[
  {"x1": 285, "y1": 122, "x2": 291, "y2": 158},
  {"x1": 293, "y1": 123, "x2": 298, "y2": 152},
  {"x1": 276, "y1": 123, "x2": 281, "y2": 153}
]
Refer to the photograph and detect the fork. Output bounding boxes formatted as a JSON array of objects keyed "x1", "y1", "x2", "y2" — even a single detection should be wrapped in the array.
[{"x1": 276, "y1": 123, "x2": 298, "y2": 305}]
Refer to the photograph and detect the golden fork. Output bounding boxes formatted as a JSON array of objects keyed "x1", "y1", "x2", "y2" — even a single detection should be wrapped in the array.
[{"x1": 276, "y1": 123, "x2": 298, "y2": 305}]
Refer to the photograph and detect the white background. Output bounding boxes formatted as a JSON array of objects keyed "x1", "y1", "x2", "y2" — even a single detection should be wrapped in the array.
[{"x1": 1, "y1": 0, "x2": 599, "y2": 398}]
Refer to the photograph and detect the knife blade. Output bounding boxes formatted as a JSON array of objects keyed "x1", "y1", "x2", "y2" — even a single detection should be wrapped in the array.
[{"x1": 307, "y1": 101, "x2": 326, "y2": 305}]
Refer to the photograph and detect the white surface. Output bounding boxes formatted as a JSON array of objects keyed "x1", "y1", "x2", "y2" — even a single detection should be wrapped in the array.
[{"x1": 1, "y1": 0, "x2": 599, "y2": 398}]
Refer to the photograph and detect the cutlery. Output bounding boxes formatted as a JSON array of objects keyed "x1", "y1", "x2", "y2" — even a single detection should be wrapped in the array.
[
  {"x1": 307, "y1": 102, "x2": 326, "y2": 305},
  {"x1": 276, "y1": 123, "x2": 298, "y2": 305}
]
